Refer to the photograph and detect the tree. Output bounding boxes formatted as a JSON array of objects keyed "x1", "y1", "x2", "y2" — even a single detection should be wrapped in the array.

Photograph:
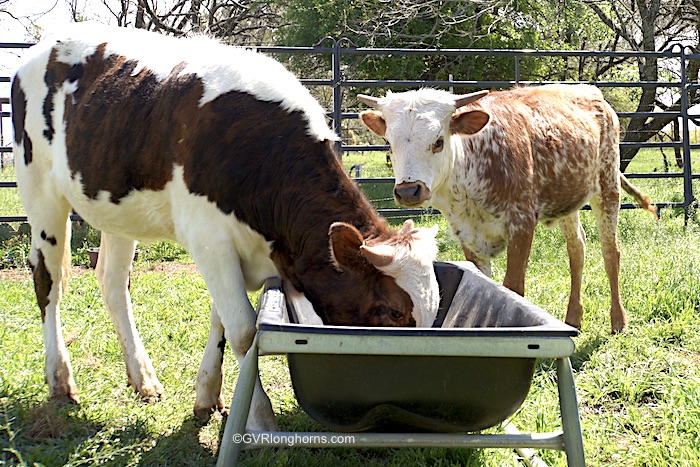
[
  {"x1": 582, "y1": 0, "x2": 700, "y2": 170},
  {"x1": 67, "y1": 0, "x2": 283, "y2": 45},
  {"x1": 275, "y1": 0, "x2": 601, "y2": 83}
]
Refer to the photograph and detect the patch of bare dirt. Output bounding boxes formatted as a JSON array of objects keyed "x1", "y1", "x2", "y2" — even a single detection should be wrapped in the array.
[
  {"x1": 21, "y1": 400, "x2": 102, "y2": 439},
  {"x1": 136, "y1": 262, "x2": 199, "y2": 275},
  {"x1": 0, "y1": 265, "x2": 93, "y2": 281},
  {"x1": 0, "y1": 263, "x2": 200, "y2": 282}
]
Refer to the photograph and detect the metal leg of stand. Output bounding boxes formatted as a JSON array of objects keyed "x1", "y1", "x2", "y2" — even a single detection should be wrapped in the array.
[
  {"x1": 556, "y1": 357, "x2": 585, "y2": 467},
  {"x1": 217, "y1": 334, "x2": 260, "y2": 467}
]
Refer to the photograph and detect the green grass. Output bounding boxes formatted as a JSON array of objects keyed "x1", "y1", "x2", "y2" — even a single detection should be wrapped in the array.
[{"x1": 2, "y1": 211, "x2": 700, "y2": 466}]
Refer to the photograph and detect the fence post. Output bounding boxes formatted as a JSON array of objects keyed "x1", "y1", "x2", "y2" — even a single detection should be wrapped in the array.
[
  {"x1": 677, "y1": 45, "x2": 696, "y2": 223},
  {"x1": 331, "y1": 38, "x2": 343, "y2": 154}
]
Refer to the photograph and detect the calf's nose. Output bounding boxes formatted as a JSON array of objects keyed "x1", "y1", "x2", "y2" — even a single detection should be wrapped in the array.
[{"x1": 394, "y1": 181, "x2": 428, "y2": 206}]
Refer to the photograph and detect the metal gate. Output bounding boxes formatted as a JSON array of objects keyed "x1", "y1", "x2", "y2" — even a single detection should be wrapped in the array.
[{"x1": 1, "y1": 39, "x2": 698, "y2": 222}]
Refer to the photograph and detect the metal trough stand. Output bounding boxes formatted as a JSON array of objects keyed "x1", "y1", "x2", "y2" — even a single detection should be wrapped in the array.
[{"x1": 217, "y1": 262, "x2": 585, "y2": 466}]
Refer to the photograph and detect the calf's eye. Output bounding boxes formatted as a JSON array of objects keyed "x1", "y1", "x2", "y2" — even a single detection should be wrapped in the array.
[
  {"x1": 432, "y1": 137, "x2": 444, "y2": 153},
  {"x1": 390, "y1": 309, "x2": 403, "y2": 320}
]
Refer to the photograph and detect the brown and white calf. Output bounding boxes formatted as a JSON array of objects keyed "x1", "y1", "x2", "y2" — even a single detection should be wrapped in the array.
[
  {"x1": 11, "y1": 24, "x2": 440, "y2": 429},
  {"x1": 359, "y1": 85, "x2": 656, "y2": 333}
]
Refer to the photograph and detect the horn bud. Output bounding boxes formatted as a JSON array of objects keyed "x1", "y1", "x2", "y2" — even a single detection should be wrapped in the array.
[
  {"x1": 358, "y1": 94, "x2": 381, "y2": 108},
  {"x1": 454, "y1": 90, "x2": 489, "y2": 109}
]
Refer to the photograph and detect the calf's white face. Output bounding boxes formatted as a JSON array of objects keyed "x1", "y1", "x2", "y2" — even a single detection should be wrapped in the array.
[{"x1": 359, "y1": 89, "x2": 490, "y2": 207}]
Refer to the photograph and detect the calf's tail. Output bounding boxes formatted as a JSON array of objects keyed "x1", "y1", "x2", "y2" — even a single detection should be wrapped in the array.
[{"x1": 620, "y1": 174, "x2": 658, "y2": 220}]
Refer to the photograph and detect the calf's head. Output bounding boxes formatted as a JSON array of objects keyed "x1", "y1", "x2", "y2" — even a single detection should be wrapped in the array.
[
  {"x1": 359, "y1": 89, "x2": 490, "y2": 207},
  {"x1": 311, "y1": 220, "x2": 439, "y2": 327}
]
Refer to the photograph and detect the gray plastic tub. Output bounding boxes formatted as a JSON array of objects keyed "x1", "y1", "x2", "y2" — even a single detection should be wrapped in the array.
[{"x1": 256, "y1": 261, "x2": 578, "y2": 433}]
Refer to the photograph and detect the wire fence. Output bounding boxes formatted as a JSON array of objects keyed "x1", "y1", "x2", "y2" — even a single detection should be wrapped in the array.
[{"x1": 1, "y1": 39, "x2": 699, "y2": 224}]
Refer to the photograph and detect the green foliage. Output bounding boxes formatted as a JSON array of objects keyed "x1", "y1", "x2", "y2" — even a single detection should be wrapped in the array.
[
  {"x1": 0, "y1": 233, "x2": 30, "y2": 269},
  {"x1": 274, "y1": 0, "x2": 613, "y2": 86}
]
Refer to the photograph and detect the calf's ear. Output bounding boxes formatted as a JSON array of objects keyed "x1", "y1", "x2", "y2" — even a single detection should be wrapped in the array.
[
  {"x1": 330, "y1": 222, "x2": 400, "y2": 271},
  {"x1": 360, "y1": 243, "x2": 395, "y2": 268},
  {"x1": 397, "y1": 219, "x2": 416, "y2": 236},
  {"x1": 360, "y1": 111, "x2": 387, "y2": 137},
  {"x1": 329, "y1": 222, "x2": 367, "y2": 273},
  {"x1": 450, "y1": 110, "x2": 490, "y2": 135}
]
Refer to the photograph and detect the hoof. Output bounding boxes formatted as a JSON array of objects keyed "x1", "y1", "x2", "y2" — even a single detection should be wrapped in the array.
[
  {"x1": 564, "y1": 319, "x2": 581, "y2": 331},
  {"x1": 49, "y1": 382, "x2": 80, "y2": 404},
  {"x1": 131, "y1": 379, "x2": 164, "y2": 403},
  {"x1": 247, "y1": 415, "x2": 278, "y2": 432},
  {"x1": 194, "y1": 398, "x2": 226, "y2": 423},
  {"x1": 611, "y1": 324, "x2": 628, "y2": 335},
  {"x1": 49, "y1": 392, "x2": 80, "y2": 405},
  {"x1": 139, "y1": 392, "x2": 163, "y2": 404}
]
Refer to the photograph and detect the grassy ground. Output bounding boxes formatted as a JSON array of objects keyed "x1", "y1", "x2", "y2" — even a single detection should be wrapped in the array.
[
  {"x1": 1, "y1": 210, "x2": 700, "y2": 466},
  {"x1": 1, "y1": 147, "x2": 700, "y2": 466}
]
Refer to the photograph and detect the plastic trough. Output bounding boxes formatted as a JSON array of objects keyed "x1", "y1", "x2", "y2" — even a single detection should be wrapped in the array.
[{"x1": 217, "y1": 261, "x2": 586, "y2": 466}]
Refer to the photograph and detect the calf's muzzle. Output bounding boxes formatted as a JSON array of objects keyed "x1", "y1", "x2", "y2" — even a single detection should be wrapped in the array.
[{"x1": 394, "y1": 181, "x2": 430, "y2": 207}]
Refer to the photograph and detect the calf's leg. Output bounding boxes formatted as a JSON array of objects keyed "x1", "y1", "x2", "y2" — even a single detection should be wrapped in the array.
[
  {"x1": 559, "y1": 212, "x2": 586, "y2": 329},
  {"x1": 590, "y1": 194, "x2": 627, "y2": 333},
  {"x1": 16, "y1": 156, "x2": 78, "y2": 402},
  {"x1": 28, "y1": 206, "x2": 77, "y2": 402},
  {"x1": 96, "y1": 233, "x2": 163, "y2": 400},
  {"x1": 461, "y1": 245, "x2": 492, "y2": 277},
  {"x1": 187, "y1": 241, "x2": 277, "y2": 431},
  {"x1": 193, "y1": 303, "x2": 226, "y2": 421},
  {"x1": 503, "y1": 221, "x2": 536, "y2": 296}
]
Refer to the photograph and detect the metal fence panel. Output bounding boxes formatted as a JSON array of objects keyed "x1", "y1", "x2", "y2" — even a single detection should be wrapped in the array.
[{"x1": 1, "y1": 40, "x2": 698, "y2": 223}]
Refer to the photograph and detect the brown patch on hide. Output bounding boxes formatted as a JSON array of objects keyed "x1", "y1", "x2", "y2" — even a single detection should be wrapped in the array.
[
  {"x1": 33, "y1": 250, "x2": 53, "y2": 323},
  {"x1": 10, "y1": 76, "x2": 34, "y2": 164}
]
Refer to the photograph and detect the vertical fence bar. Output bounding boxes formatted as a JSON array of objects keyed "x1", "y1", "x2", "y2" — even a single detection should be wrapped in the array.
[
  {"x1": 331, "y1": 39, "x2": 343, "y2": 154},
  {"x1": 678, "y1": 46, "x2": 695, "y2": 224}
]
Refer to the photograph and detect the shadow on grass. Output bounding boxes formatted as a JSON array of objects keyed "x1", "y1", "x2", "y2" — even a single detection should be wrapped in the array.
[
  {"x1": 0, "y1": 395, "x2": 104, "y2": 466},
  {"x1": 532, "y1": 331, "x2": 606, "y2": 375},
  {"x1": 138, "y1": 416, "x2": 218, "y2": 466},
  {"x1": 0, "y1": 387, "x2": 517, "y2": 466},
  {"x1": 1, "y1": 392, "x2": 217, "y2": 466},
  {"x1": 570, "y1": 331, "x2": 607, "y2": 371}
]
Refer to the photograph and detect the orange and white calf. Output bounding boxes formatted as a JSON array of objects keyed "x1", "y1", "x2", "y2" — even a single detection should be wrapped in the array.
[
  {"x1": 359, "y1": 85, "x2": 656, "y2": 333},
  {"x1": 11, "y1": 24, "x2": 440, "y2": 429}
]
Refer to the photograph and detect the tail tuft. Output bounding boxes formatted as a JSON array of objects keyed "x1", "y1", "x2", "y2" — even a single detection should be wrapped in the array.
[{"x1": 620, "y1": 174, "x2": 658, "y2": 220}]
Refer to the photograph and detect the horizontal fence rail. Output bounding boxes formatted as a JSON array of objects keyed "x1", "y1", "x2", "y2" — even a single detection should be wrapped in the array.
[{"x1": 1, "y1": 40, "x2": 698, "y2": 223}]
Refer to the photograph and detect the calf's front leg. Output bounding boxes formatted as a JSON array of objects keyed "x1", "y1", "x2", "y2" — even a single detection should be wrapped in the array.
[
  {"x1": 194, "y1": 303, "x2": 226, "y2": 421},
  {"x1": 461, "y1": 245, "x2": 492, "y2": 278},
  {"x1": 503, "y1": 223, "x2": 536, "y2": 296},
  {"x1": 97, "y1": 233, "x2": 163, "y2": 401},
  {"x1": 187, "y1": 241, "x2": 277, "y2": 431}
]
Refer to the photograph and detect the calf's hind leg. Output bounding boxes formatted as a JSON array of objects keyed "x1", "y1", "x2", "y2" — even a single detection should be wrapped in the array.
[
  {"x1": 589, "y1": 193, "x2": 627, "y2": 333},
  {"x1": 25, "y1": 204, "x2": 78, "y2": 402},
  {"x1": 15, "y1": 159, "x2": 77, "y2": 401},
  {"x1": 96, "y1": 232, "x2": 163, "y2": 400},
  {"x1": 559, "y1": 212, "x2": 586, "y2": 329}
]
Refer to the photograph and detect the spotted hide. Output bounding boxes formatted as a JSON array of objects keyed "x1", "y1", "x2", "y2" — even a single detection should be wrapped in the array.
[
  {"x1": 11, "y1": 24, "x2": 439, "y2": 429},
  {"x1": 359, "y1": 85, "x2": 657, "y2": 334}
]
